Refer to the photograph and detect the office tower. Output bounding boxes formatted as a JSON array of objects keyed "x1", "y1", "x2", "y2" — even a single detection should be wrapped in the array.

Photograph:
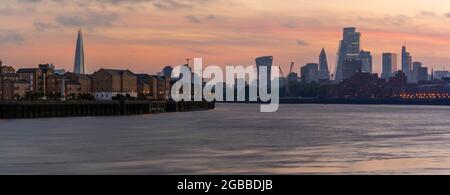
[
  {"x1": 412, "y1": 61, "x2": 422, "y2": 83},
  {"x1": 401, "y1": 46, "x2": 412, "y2": 81},
  {"x1": 413, "y1": 62, "x2": 422, "y2": 70},
  {"x1": 417, "y1": 67, "x2": 428, "y2": 83},
  {"x1": 319, "y1": 48, "x2": 330, "y2": 80},
  {"x1": 301, "y1": 63, "x2": 319, "y2": 83},
  {"x1": 359, "y1": 50, "x2": 372, "y2": 73},
  {"x1": 73, "y1": 29, "x2": 85, "y2": 74},
  {"x1": 434, "y1": 70, "x2": 450, "y2": 80},
  {"x1": 381, "y1": 53, "x2": 398, "y2": 80},
  {"x1": 342, "y1": 58, "x2": 362, "y2": 80},
  {"x1": 255, "y1": 56, "x2": 273, "y2": 90},
  {"x1": 335, "y1": 27, "x2": 361, "y2": 82}
]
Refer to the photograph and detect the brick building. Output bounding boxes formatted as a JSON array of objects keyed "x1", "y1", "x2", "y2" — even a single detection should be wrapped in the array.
[
  {"x1": 92, "y1": 69, "x2": 137, "y2": 100},
  {"x1": 136, "y1": 74, "x2": 171, "y2": 100},
  {"x1": 64, "y1": 72, "x2": 92, "y2": 94}
]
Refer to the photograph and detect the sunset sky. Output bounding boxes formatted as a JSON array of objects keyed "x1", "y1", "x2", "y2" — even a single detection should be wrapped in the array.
[{"x1": 2, "y1": 0, "x2": 450, "y2": 74}]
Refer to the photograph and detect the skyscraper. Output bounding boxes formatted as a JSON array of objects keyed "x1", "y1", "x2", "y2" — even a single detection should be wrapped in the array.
[
  {"x1": 417, "y1": 67, "x2": 428, "y2": 83},
  {"x1": 359, "y1": 50, "x2": 372, "y2": 73},
  {"x1": 334, "y1": 27, "x2": 361, "y2": 82},
  {"x1": 401, "y1": 45, "x2": 412, "y2": 81},
  {"x1": 382, "y1": 53, "x2": 398, "y2": 80},
  {"x1": 412, "y1": 61, "x2": 422, "y2": 83},
  {"x1": 319, "y1": 48, "x2": 330, "y2": 80},
  {"x1": 342, "y1": 58, "x2": 362, "y2": 80},
  {"x1": 73, "y1": 29, "x2": 85, "y2": 74},
  {"x1": 301, "y1": 63, "x2": 319, "y2": 83},
  {"x1": 255, "y1": 56, "x2": 273, "y2": 91}
]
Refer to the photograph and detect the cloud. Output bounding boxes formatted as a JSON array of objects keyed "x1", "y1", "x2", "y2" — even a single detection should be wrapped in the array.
[
  {"x1": 0, "y1": 30, "x2": 25, "y2": 44},
  {"x1": 34, "y1": 21, "x2": 62, "y2": 31},
  {"x1": 55, "y1": 12, "x2": 118, "y2": 30},
  {"x1": 185, "y1": 15, "x2": 202, "y2": 23},
  {"x1": 149, "y1": 0, "x2": 213, "y2": 10},
  {"x1": 420, "y1": 11, "x2": 437, "y2": 17},
  {"x1": 284, "y1": 21, "x2": 297, "y2": 29},
  {"x1": 296, "y1": 40, "x2": 308, "y2": 46},
  {"x1": 358, "y1": 15, "x2": 410, "y2": 26},
  {"x1": 206, "y1": 14, "x2": 217, "y2": 20},
  {"x1": 184, "y1": 14, "x2": 220, "y2": 24},
  {"x1": 17, "y1": 0, "x2": 214, "y2": 10},
  {"x1": 17, "y1": 0, "x2": 42, "y2": 3}
]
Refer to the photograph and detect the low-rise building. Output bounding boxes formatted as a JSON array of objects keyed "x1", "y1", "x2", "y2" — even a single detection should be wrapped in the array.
[
  {"x1": 92, "y1": 69, "x2": 137, "y2": 100},
  {"x1": 136, "y1": 74, "x2": 171, "y2": 100},
  {"x1": 0, "y1": 62, "x2": 15, "y2": 74},
  {"x1": 0, "y1": 71, "x2": 30, "y2": 100},
  {"x1": 65, "y1": 81, "x2": 82, "y2": 98},
  {"x1": 13, "y1": 80, "x2": 31, "y2": 99},
  {"x1": 17, "y1": 68, "x2": 42, "y2": 93},
  {"x1": 64, "y1": 72, "x2": 92, "y2": 94}
]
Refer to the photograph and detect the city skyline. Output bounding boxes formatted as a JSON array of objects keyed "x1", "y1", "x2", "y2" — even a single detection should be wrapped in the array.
[{"x1": 3, "y1": 0, "x2": 450, "y2": 75}]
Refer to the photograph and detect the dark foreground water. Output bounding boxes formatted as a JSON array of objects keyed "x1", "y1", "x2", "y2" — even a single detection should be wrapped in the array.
[{"x1": 1, "y1": 103, "x2": 450, "y2": 174}]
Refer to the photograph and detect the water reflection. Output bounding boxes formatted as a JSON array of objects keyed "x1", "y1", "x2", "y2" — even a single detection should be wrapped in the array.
[{"x1": 1, "y1": 104, "x2": 450, "y2": 174}]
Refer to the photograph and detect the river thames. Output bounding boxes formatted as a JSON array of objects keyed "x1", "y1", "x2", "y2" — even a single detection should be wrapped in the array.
[{"x1": 1, "y1": 103, "x2": 450, "y2": 174}]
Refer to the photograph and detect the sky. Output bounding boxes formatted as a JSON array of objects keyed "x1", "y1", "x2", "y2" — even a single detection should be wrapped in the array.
[{"x1": 2, "y1": 0, "x2": 450, "y2": 75}]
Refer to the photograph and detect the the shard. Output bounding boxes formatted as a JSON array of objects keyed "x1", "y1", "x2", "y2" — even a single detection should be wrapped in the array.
[{"x1": 73, "y1": 29, "x2": 85, "y2": 74}]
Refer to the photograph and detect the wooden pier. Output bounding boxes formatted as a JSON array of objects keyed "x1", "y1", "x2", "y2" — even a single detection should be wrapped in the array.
[{"x1": 0, "y1": 100, "x2": 215, "y2": 119}]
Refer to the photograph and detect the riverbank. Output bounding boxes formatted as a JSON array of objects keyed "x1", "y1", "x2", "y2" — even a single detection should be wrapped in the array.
[{"x1": 0, "y1": 100, "x2": 215, "y2": 119}]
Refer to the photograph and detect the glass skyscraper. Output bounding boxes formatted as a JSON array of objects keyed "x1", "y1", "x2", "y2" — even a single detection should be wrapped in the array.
[
  {"x1": 334, "y1": 27, "x2": 361, "y2": 82},
  {"x1": 256, "y1": 56, "x2": 273, "y2": 91},
  {"x1": 73, "y1": 29, "x2": 85, "y2": 74},
  {"x1": 401, "y1": 45, "x2": 412, "y2": 82},
  {"x1": 359, "y1": 50, "x2": 372, "y2": 73},
  {"x1": 301, "y1": 63, "x2": 319, "y2": 83},
  {"x1": 382, "y1": 53, "x2": 398, "y2": 80},
  {"x1": 319, "y1": 48, "x2": 330, "y2": 80}
]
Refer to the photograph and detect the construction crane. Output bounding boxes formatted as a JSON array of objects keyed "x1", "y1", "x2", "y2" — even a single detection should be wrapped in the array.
[
  {"x1": 278, "y1": 66, "x2": 285, "y2": 78},
  {"x1": 279, "y1": 62, "x2": 295, "y2": 97},
  {"x1": 289, "y1": 62, "x2": 294, "y2": 75}
]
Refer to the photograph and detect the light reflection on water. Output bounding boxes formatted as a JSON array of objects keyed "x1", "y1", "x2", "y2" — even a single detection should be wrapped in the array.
[{"x1": 1, "y1": 103, "x2": 450, "y2": 174}]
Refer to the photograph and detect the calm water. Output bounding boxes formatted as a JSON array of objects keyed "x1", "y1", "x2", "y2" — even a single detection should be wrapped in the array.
[{"x1": 1, "y1": 103, "x2": 450, "y2": 174}]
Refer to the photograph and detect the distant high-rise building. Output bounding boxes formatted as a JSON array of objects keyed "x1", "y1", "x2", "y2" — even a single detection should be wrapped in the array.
[
  {"x1": 412, "y1": 61, "x2": 422, "y2": 83},
  {"x1": 431, "y1": 68, "x2": 435, "y2": 81},
  {"x1": 301, "y1": 63, "x2": 319, "y2": 83},
  {"x1": 335, "y1": 27, "x2": 361, "y2": 82},
  {"x1": 73, "y1": 29, "x2": 85, "y2": 74},
  {"x1": 382, "y1": 53, "x2": 398, "y2": 80},
  {"x1": 162, "y1": 66, "x2": 173, "y2": 77},
  {"x1": 417, "y1": 67, "x2": 428, "y2": 83},
  {"x1": 255, "y1": 56, "x2": 273, "y2": 90},
  {"x1": 434, "y1": 70, "x2": 450, "y2": 80},
  {"x1": 412, "y1": 61, "x2": 422, "y2": 70},
  {"x1": 319, "y1": 48, "x2": 330, "y2": 80},
  {"x1": 401, "y1": 45, "x2": 412, "y2": 82},
  {"x1": 359, "y1": 50, "x2": 372, "y2": 73},
  {"x1": 342, "y1": 58, "x2": 362, "y2": 80}
]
